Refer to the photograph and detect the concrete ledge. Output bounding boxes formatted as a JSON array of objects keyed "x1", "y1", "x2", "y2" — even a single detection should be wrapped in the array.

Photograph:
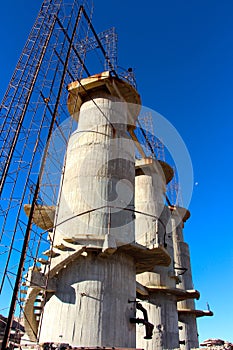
[
  {"x1": 136, "y1": 282, "x2": 200, "y2": 301},
  {"x1": 135, "y1": 157, "x2": 174, "y2": 184},
  {"x1": 119, "y1": 242, "x2": 171, "y2": 273},
  {"x1": 47, "y1": 242, "x2": 171, "y2": 276},
  {"x1": 24, "y1": 204, "x2": 55, "y2": 231},
  {"x1": 169, "y1": 205, "x2": 191, "y2": 222},
  {"x1": 143, "y1": 286, "x2": 200, "y2": 301},
  {"x1": 178, "y1": 308, "x2": 214, "y2": 317}
]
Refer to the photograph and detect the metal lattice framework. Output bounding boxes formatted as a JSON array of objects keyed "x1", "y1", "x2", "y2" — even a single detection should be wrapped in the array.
[
  {"x1": 0, "y1": 0, "x2": 124, "y2": 345},
  {"x1": 136, "y1": 112, "x2": 182, "y2": 207}
]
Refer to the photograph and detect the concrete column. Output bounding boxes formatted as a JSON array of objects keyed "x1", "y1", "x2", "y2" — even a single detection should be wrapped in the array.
[
  {"x1": 39, "y1": 252, "x2": 136, "y2": 347},
  {"x1": 136, "y1": 291, "x2": 179, "y2": 350},
  {"x1": 135, "y1": 159, "x2": 180, "y2": 350},
  {"x1": 171, "y1": 207, "x2": 199, "y2": 350},
  {"x1": 53, "y1": 92, "x2": 135, "y2": 248},
  {"x1": 38, "y1": 72, "x2": 141, "y2": 348}
]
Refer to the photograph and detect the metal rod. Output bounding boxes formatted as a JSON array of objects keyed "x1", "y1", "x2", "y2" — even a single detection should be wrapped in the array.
[
  {"x1": 56, "y1": 15, "x2": 91, "y2": 77},
  {"x1": 54, "y1": 49, "x2": 76, "y2": 81},
  {"x1": 81, "y1": 6, "x2": 118, "y2": 77}
]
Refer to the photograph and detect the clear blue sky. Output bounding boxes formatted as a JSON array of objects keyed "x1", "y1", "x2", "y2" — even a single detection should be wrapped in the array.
[{"x1": 0, "y1": 0, "x2": 233, "y2": 343}]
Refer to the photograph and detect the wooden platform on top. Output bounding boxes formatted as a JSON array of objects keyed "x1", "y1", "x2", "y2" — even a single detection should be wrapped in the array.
[
  {"x1": 135, "y1": 157, "x2": 174, "y2": 184},
  {"x1": 67, "y1": 70, "x2": 141, "y2": 126}
]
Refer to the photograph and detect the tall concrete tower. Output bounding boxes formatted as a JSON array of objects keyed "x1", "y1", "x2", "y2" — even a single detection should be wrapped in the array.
[
  {"x1": 135, "y1": 158, "x2": 181, "y2": 350},
  {"x1": 171, "y1": 206, "x2": 213, "y2": 350},
  {"x1": 134, "y1": 157, "x2": 211, "y2": 350},
  {"x1": 22, "y1": 72, "x2": 171, "y2": 349}
]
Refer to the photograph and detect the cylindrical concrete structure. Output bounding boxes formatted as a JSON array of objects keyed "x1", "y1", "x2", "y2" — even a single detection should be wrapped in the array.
[
  {"x1": 38, "y1": 72, "x2": 141, "y2": 348},
  {"x1": 54, "y1": 93, "x2": 135, "y2": 248},
  {"x1": 39, "y1": 252, "x2": 136, "y2": 347},
  {"x1": 135, "y1": 159, "x2": 180, "y2": 350},
  {"x1": 135, "y1": 158, "x2": 172, "y2": 247},
  {"x1": 171, "y1": 207, "x2": 199, "y2": 350}
]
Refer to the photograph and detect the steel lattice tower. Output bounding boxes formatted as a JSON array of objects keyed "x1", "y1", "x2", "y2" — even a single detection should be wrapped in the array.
[{"x1": 0, "y1": 0, "x2": 123, "y2": 346}]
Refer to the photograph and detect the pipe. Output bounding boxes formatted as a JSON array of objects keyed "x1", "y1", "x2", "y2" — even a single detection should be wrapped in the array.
[
  {"x1": 130, "y1": 302, "x2": 154, "y2": 340},
  {"x1": 130, "y1": 318, "x2": 154, "y2": 340}
]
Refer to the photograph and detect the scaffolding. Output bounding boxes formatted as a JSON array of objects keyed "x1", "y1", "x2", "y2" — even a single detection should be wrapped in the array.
[
  {"x1": 0, "y1": 0, "x2": 123, "y2": 346},
  {"x1": 137, "y1": 112, "x2": 183, "y2": 207}
]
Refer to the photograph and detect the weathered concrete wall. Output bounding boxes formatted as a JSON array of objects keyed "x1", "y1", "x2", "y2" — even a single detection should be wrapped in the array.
[
  {"x1": 135, "y1": 160, "x2": 166, "y2": 247},
  {"x1": 178, "y1": 313, "x2": 199, "y2": 350},
  {"x1": 136, "y1": 292, "x2": 179, "y2": 350},
  {"x1": 39, "y1": 252, "x2": 136, "y2": 347}
]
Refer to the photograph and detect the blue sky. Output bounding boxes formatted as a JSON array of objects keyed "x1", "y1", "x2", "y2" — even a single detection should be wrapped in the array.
[{"x1": 0, "y1": 0, "x2": 233, "y2": 343}]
